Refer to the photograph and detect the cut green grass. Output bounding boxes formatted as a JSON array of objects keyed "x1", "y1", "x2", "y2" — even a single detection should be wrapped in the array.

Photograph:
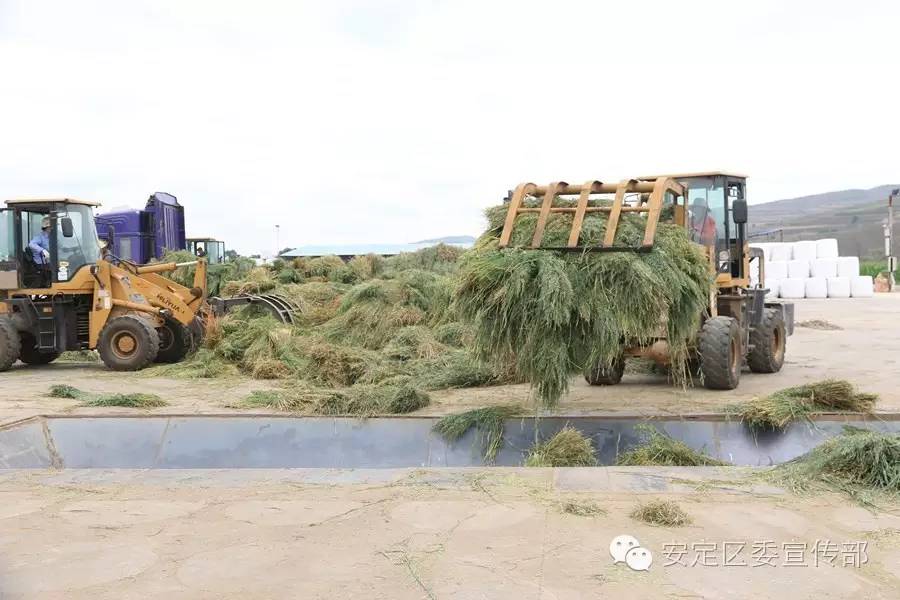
[
  {"x1": 731, "y1": 379, "x2": 877, "y2": 430},
  {"x1": 48, "y1": 385, "x2": 167, "y2": 408},
  {"x1": 630, "y1": 500, "x2": 691, "y2": 527},
  {"x1": 239, "y1": 381, "x2": 429, "y2": 416},
  {"x1": 616, "y1": 424, "x2": 727, "y2": 466},
  {"x1": 525, "y1": 426, "x2": 597, "y2": 467},
  {"x1": 768, "y1": 428, "x2": 900, "y2": 505},
  {"x1": 80, "y1": 393, "x2": 167, "y2": 408},
  {"x1": 48, "y1": 384, "x2": 85, "y2": 399},
  {"x1": 432, "y1": 405, "x2": 522, "y2": 462}
]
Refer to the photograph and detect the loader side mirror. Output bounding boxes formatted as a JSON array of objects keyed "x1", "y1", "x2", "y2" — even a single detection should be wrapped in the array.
[
  {"x1": 732, "y1": 199, "x2": 748, "y2": 224},
  {"x1": 60, "y1": 217, "x2": 75, "y2": 238}
]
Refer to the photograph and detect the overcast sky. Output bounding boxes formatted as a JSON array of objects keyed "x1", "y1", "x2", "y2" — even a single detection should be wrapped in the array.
[{"x1": 1, "y1": 1, "x2": 898, "y2": 255}]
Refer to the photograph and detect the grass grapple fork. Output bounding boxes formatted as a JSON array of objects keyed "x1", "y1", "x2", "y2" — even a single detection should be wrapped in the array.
[{"x1": 497, "y1": 173, "x2": 793, "y2": 390}]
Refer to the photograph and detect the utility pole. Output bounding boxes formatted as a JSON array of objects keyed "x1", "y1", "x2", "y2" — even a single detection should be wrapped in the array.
[
  {"x1": 275, "y1": 224, "x2": 281, "y2": 259},
  {"x1": 887, "y1": 189, "x2": 897, "y2": 290}
]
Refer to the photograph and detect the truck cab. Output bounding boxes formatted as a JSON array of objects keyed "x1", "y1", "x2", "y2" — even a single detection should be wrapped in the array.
[{"x1": 96, "y1": 192, "x2": 185, "y2": 264}]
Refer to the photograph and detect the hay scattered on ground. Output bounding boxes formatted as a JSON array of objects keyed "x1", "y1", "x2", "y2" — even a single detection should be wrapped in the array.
[
  {"x1": 47, "y1": 385, "x2": 167, "y2": 408},
  {"x1": 57, "y1": 350, "x2": 99, "y2": 362},
  {"x1": 617, "y1": 424, "x2": 727, "y2": 466},
  {"x1": 630, "y1": 500, "x2": 692, "y2": 527},
  {"x1": 525, "y1": 426, "x2": 598, "y2": 467},
  {"x1": 82, "y1": 393, "x2": 167, "y2": 408},
  {"x1": 433, "y1": 405, "x2": 522, "y2": 462},
  {"x1": 796, "y1": 319, "x2": 842, "y2": 331},
  {"x1": 455, "y1": 201, "x2": 712, "y2": 407},
  {"x1": 769, "y1": 428, "x2": 900, "y2": 504},
  {"x1": 733, "y1": 379, "x2": 877, "y2": 430},
  {"x1": 560, "y1": 499, "x2": 606, "y2": 517},
  {"x1": 239, "y1": 381, "x2": 429, "y2": 416},
  {"x1": 153, "y1": 244, "x2": 516, "y2": 416},
  {"x1": 49, "y1": 384, "x2": 83, "y2": 399}
]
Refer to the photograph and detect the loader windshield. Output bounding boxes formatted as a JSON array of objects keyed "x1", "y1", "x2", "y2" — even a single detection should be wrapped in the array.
[{"x1": 55, "y1": 203, "x2": 101, "y2": 281}]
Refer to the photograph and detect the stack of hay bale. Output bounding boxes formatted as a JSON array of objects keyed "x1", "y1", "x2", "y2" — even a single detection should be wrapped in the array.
[{"x1": 750, "y1": 239, "x2": 873, "y2": 299}]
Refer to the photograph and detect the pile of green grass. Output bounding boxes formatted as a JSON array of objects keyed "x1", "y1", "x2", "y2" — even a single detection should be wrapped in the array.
[
  {"x1": 630, "y1": 500, "x2": 692, "y2": 527},
  {"x1": 560, "y1": 499, "x2": 606, "y2": 517},
  {"x1": 433, "y1": 405, "x2": 522, "y2": 462},
  {"x1": 770, "y1": 428, "x2": 900, "y2": 502},
  {"x1": 617, "y1": 424, "x2": 727, "y2": 466},
  {"x1": 455, "y1": 200, "x2": 712, "y2": 407},
  {"x1": 240, "y1": 381, "x2": 429, "y2": 416},
  {"x1": 525, "y1": 426, "x2": 598, "y2": 467},
  {"x1": 48, "y1": 385, "x2": 167, "y2": 408},
  {"x1": 151, "y1": 244, "x2": 515, "y2": 416},
  {"x1": 733, "y1": 379, "x2": 878, "y2": 430},
  {"x1": 57, "y1": 350, "x2": 99, "y2": 362}
]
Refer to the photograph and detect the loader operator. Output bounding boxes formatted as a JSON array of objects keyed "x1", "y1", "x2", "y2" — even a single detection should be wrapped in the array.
[{"x1": 27, "y1": 217, "x2": 53, "y2": 287}]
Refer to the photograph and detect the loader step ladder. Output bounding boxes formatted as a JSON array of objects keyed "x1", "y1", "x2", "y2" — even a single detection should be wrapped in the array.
[
  {"x1": 37, "y1": 304, "x2": 57, "y2": 351},
  {"x1": 497, "y1": 177, "x2": 686, "y2": 252}
]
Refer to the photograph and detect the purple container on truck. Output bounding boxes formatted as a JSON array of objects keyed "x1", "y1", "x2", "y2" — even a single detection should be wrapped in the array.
[{"x1": 95, "y1": 192, "x2": 186, "y2": 264}]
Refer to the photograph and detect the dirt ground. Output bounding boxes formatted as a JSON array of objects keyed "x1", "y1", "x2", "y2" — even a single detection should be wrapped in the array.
[
  {"x1": 0, "y1": 467, "x2": 897, "y2": 599},
  {"x1": 0, "y1": 295, "x2": 896, "y2": 425}
]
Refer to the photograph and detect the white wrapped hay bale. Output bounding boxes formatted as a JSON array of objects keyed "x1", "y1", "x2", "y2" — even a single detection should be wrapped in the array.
[
  {"x1": 769, "y1": 243, "x2": 792, "y2": 262},
  {"x1": 766, "y1": 260, "x2": 789, "y2": 280},
  {"x1": 787, "y1": 259, "x2": 810, "y2": 279},
  {"x1": 764, "y1": 278, "x2": 780, "y2": 300},
  {"x1": 850, "y1": 276, "x2": 874, "y2": 297},
  {"x1": 792, "y1": 240, "x2": 817, "y2": 262},
  {"x1": 780, "y1": 278, "x2": 806, "y2": 299},
  {"x1": 810, "y1": 258, "x2": 838, "y2": 278},
  {"x1": 805, "y1": 277, "x2": 828, "y2": 299},
  {"x1": 837, "y1": 256, "x2": 860, "y2": 278},
  {"x1": 815, "y1": 238, "x2": 839, "y2": 259},
  {"x1": 826, "y1": 277, "x2": 851, "y2": 298}
]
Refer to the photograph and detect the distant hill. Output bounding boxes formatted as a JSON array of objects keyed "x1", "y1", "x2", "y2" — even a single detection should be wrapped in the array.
[
  {"x1": 413, "y1": 235, "x2": 477, "y2": 245},
  {"x1": 750, "y1": 184, "x2": 898, "y2": 259}
]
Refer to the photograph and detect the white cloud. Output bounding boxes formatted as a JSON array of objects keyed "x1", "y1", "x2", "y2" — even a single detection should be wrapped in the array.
[{"x1": 1, "y1": 0, "x2": 898, "y2": 254}]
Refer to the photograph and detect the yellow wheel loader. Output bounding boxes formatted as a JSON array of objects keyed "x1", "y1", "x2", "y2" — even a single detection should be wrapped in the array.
[
  {"x1": 0, "y1": 198, "x2": 298, "y2": 372},
  {"x1": 498, "y1": 172, "x2": 794, "y2": 390}
]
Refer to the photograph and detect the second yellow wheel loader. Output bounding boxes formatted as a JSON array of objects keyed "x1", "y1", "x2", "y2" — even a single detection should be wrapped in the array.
[{"x1": 0, "y1": 198, "x2": 298, "y2": 372}]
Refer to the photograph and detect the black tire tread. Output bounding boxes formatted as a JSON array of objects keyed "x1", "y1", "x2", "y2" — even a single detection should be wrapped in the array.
[
  {"x1": 155, "y1": 318, "x2": 191, "y2": 364},
  {"x1": 0, "y1": 318, "x2": 21, "y2": 372},
  {"x1": 699, "y1": 316, "x2": 741, "y2": 390},
  {"x1": 747, "y1": 308, "x2": 785, "y2": 374},
  {"x1": 584, "y1": 356, "x2": 625, "y2": 386}
]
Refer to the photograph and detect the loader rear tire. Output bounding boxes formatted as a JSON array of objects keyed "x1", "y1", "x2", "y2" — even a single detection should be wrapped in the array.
[
  {"x1": 0, "y1": 318, "x2": 21, "y2": 372},
  {"x1": 98, "y1": 315, "x2": 160, "y2": 371},
  {"x1": 155, "y1": 318, "x2": 191, "y2": 364},
  {"x1": 747, "y1": 308, "x2": 785, "y2": 374},
  {"x1": 584, "y1": 355, "x2": 625, "y2": 386},
  {"x1": 18, "y1": 333, "x2": 60, "y2": 365},
  {"x1": 699, "y1": 316, "x2": 741, "y2": 390}
]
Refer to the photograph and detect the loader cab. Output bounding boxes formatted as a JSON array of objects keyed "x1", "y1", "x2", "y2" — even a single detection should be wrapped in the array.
[
  {"x1": 0, "y1": 199, "x2": 103, "y2": 290},
  {"x1": 187, "y1": 237, "x2": 226, "y2": 265},
  {"x1": 669, "y1": 173, "x2": 748, "y2": 282}
]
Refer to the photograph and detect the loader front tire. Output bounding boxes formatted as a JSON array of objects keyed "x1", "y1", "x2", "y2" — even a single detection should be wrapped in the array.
[
  {"x1": 18, "y1": 333, "x2": 60, "y2": 365},
  {"x1": 98, "y1": 315, "x2": 160, "y2": 371},
  {"x1": 0, "y1": 318, "x2": 21, "y2": 372},
  {"x1": 747, "y1": 308, "x2": 785, "y2": 374},
  {"x1": 155, "y1": 318, "x2": 191, "y2": 364},
  {"x1": 584, "y1": 355, "x2": 625, "y2": 386},
  {"x1": 699, "y1": 316, "x2": 741, "y2": 390}
]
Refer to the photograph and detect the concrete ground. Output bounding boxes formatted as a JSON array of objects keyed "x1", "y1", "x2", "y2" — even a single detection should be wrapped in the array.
[
  {"x1": 0, "y1": 297, "x2": 898, "y2": 599},
  {"x1": 0, "y1": 467, "x2": 898, "y2": 599},
  {"x1": 0, "y1": 295, "x2": 897, "y2": 426}
]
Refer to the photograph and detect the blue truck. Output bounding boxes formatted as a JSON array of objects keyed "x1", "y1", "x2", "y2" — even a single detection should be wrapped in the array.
[{"x1": 95, "y1": 192, "x2": 187, "y2": 264}]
